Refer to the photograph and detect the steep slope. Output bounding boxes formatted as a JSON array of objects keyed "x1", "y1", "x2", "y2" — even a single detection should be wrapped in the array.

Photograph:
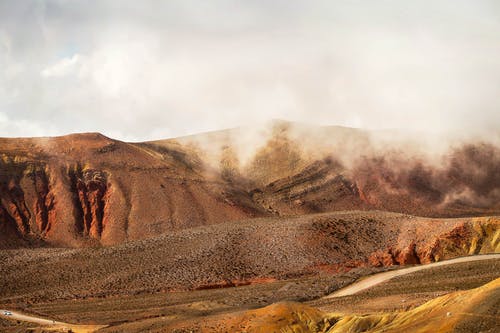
[{"x1": 0, "y1": 133, "x2": 265, "y2": 247}]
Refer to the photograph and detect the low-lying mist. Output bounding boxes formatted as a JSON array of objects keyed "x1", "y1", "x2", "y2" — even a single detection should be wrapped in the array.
[{"x1": 171, "y1": 120, "x2": 500, "y2": 210}]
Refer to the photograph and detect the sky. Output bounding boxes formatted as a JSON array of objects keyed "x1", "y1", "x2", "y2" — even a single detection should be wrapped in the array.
[{"x1": 0, "y1": 0, "x2": 499, "y2": 141}]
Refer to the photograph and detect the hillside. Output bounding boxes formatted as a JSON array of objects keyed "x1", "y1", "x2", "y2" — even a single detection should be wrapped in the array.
[
  {"x1": 0, "y1": 133, "x2": 265, "y2": 248},
  {"x1": 1, "y1": 121, "x2": 500, "y2": 248},
  {"x1": 1, "y1": 212, "x2": 498, "y2": 304},
  {"x1": 2, "y1": 255, "x2": 497, "y2": 332}
]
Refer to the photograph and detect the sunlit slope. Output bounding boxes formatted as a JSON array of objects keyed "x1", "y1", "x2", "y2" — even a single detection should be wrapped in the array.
[
  {"x1": 326, "y1": 277, "x2": 500, "y2": 333},
  {"x1": 200, "y1": 277, "x2": 499, "y2": 333}
]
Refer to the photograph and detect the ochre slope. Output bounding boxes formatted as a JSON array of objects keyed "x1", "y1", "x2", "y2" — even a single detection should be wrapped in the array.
[
  {"x1": 175, "y1": 301, "x2": 327, "y2": 333},
  {"x1": 180, "y1": 277, "x2": 499, "y2": 333},
  {"x1": 326, "y1": 277, "x2": 500, "y2": 333}
]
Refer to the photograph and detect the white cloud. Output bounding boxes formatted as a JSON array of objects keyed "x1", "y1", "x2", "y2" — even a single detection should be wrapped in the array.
[
  {"x1": 0, "y1": 112, "x2": 56, "y2": 137},
  {"x1": 0, "y1": 111, "x2": 7, "y2": 123},
  {"x1": 0, "y1": 1, "x2": 499, "y2": 140},
  {"x1": 41, "y1": 54, "x2": 84, "y2": 78}
]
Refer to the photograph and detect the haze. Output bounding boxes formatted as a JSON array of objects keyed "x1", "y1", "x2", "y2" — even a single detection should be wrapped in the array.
[{"x1": 0, "y1": 0, "x2": 499, "y2": 141}]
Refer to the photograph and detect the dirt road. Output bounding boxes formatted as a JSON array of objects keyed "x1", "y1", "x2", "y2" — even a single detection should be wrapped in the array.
[
  {"x1": 1, "y1": 254, "x2": 498, "y2": 331},
  {"x1": 0, "y1": 309, "x2": 106, "y2": 333},
  {"x1": 325, "y1": 253, "x2": 500, "y2": 298}
]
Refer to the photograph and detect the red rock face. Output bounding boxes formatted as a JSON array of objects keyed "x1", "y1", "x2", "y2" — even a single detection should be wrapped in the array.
[
  {"x1": 368, "y1": 242, "x2": 421, "y2": 267},
  {"x1": 4, "y1": 181, "x2": 30, "y2": 234},
  {"x1": 0, "y1": 160, "x2": 56, "y2": 247},
  {"x1": 0, "y1": 134, "x2": 267, "y2": 247},
  {"x1": 69, "y1": 166, "x2": 107, "y2": 239},
  {"x1": 366, "y1": 219, "x2": 497, "y2": 268},
  {"x1": 0, "y1": 161, "x2": 111, "y2": 246},
  {"x1": 396, "y1": 242, "x2": 421, "y2": 265},
  {"x1": 32, "y1": 168, "x2": 52, "y2": 235}
]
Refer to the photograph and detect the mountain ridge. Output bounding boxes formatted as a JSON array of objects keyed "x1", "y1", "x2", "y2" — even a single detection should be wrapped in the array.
[{"x1": 1, "y1": 122, "x2": 499, "y2": 248}]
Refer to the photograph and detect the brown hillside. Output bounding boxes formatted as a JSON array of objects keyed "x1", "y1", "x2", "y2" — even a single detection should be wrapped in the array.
[
  {"x1": 0, "y1": 212, "x2": 497, "y2": 303},
  {"x1": 0, "y1": 133, "x2": 265, "y2": 248},
  {"x1": 1, "y1": 122, "x2": 500, "y2": 247}
]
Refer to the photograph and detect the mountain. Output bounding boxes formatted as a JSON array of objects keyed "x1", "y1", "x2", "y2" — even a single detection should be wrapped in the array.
[
  {"x1": 1, "y1": 121, "x2": 500, "y2": 248},
  {"x1": 0, "y1": 133, "x2": 265, "y2": 248}
]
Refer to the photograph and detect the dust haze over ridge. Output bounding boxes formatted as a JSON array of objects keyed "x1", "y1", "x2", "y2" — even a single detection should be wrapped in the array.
[
  {"x1": 1, "y1": 0, "x2": 500, "y2": 222},
  {"x1": 1, "y1": 0, "x2": 500, "y2": 141}
]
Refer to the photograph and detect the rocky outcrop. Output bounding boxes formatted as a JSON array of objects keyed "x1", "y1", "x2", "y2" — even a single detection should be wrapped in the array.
[
  {"x1": 0, "y1": 158, "x2": 54, "y2": 246},
  {"x1": 0, "y1": 134, "x2": 266, "y2": 247},
  {"x1": 68, "y1": 165, "x2": 108, "y2": 239},
  {"x1": 30, "y1": 167, "x2": 53, "y2": 235},
  {"x1": 368, "y1": 242, "x2": 421, "y2": 267},
  {"x1": 421, "y1": 218, "x2": 500, "y2": 261},
  {"x1": 253, "y1": 158, "x2": 365, "y2": 216},
  {"x1": 368, "y1": 218, "x2": 500, "y2": 267}
]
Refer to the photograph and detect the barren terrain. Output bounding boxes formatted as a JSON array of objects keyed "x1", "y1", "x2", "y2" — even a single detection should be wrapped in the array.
[
  {"x1": 2, "y1": 122, "x2": 500, "y2": 248},
  {"x1": 1, "y1": 122, "x2": 499, "y2": 332},
  {"x1": 1, "y1": 211, "x2": 497, "y2": 306},
  {"x1": 2, "y1": 257, "x2": 497, "y2": 332},
  {"x1": 161, "y1": 258, "x2": 500, "y2": 333}
]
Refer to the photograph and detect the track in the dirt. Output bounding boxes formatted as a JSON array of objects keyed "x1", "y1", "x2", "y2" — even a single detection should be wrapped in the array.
[
  {"x1": 324, "y1": 253, "x2": 500, "y2": 298},
  {"x1": 0, "y1": 309, "x2": 106, "y2": 333}
]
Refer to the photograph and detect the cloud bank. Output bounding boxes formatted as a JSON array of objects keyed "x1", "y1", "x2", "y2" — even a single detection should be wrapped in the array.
[{"x1": 0, "y1": 0, "x2": 499, "y2": 141}]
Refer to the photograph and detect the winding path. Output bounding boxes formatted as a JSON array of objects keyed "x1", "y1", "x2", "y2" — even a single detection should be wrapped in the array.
[
  {"x1": 0, "y1": 309, "x2": 106, "y2": 333},
  {"x1": 325, "y1": 253, "x2": 500, "y2": 298},
  {"x1": 2, "y1": 254, "x2": 499, "y2": 331}
]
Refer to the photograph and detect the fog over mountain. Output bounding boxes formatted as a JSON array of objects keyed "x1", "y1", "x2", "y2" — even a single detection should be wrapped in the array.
[
  {"x1": 1, "y1": 3, "x2": 500, "y2": 332},
  {"x1": 1, "y1": 0, "x2": 500, "y2": 141}
]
